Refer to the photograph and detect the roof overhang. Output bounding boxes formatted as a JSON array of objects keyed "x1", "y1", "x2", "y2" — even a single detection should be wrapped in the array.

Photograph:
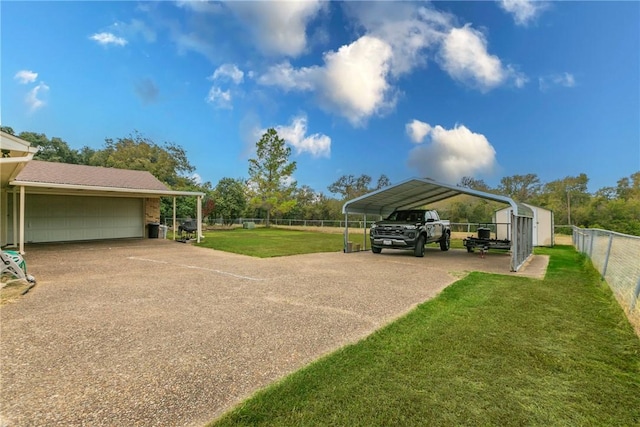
[
  {"x1": 1, "y1": 132, "x2": 39, "y2": 188},
  {"x1": 8, "y1": 180, "x2": 205, "y2": 198},
  {"x1": 343, "y1": 177, "x2": 533, "y2": 218}
]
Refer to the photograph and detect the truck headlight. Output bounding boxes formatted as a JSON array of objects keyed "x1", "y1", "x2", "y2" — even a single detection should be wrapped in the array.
[{"x1": 404, "y1": 225, "x2": 417, "y2": 230}]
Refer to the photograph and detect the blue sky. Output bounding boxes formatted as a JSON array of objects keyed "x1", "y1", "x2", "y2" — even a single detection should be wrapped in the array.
[{"x1": 2, "y1": 1, "x2": 639, "y2": 194}]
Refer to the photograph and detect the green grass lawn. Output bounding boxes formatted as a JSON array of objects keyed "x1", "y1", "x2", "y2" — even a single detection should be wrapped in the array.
[
  {"x1": 196, "y1": 226, "x2": 466, "y2": 257},
  {"x1": 196, "y1": 227, "x2": 346, "y2": 257},
  {"x1": 209, "y1": 246, "x2": 640, "y2": 426}
]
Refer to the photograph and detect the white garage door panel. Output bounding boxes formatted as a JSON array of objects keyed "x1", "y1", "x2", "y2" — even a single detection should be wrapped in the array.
[{"x1": 25, "y1": 195, "x2": 144, "y2": 242}]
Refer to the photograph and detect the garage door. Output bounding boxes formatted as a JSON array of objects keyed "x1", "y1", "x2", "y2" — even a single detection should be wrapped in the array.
[{"x1": 21, "y1": 195, "x2": 144, "y2": 243}]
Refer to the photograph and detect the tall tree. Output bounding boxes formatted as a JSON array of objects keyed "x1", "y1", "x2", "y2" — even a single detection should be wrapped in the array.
[
  {"x1": 248, "y1": 128, "x2": 297, "y2": 227},
  {"x1": 213, "y1": 177, "x2": 247, "y2": 225},
  {"x1": 541, "y1": 174, "x2": 589, "y2": 225},
  {"x1": 458, "y1": 176, "x2": 492, "y2": 192},
  {"x1": 497, "y1": 173, "x2": 541, "y2": 202},
  {"x1": 17, "y1": 132, "x2": 81, "y2": 164},
  {"x1": 328, "y1": 174, "x2": 390, "y2": 200},
  {"x1": 98, "y1": 131, "x2": 195, "y2": 187}
]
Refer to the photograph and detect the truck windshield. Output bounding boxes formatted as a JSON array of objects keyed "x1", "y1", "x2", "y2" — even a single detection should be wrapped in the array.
[{"x1": 386, "y1": 211, "x2": 422, "y2": 222}]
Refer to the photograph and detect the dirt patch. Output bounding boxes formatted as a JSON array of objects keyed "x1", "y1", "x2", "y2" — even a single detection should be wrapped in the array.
[{"x1": 0, "y1": 279, "x2": 35, "y2": 305}]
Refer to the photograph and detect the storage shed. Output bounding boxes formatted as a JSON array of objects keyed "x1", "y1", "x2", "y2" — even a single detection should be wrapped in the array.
[{"x1": 494, "y1": 203, "x2": 554, "y2": 247}]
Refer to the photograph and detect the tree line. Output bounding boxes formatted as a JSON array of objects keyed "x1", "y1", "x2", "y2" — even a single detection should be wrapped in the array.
[{"x1": 3, "y1": 126, "x2": 638, "y2": 235}]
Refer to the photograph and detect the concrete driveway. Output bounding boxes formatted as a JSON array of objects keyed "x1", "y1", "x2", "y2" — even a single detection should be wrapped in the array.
[{"x1": 0, "y1": 239, "x2": 547, "y2": 426}]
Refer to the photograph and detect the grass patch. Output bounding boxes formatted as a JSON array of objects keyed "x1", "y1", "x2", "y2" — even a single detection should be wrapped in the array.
[
  {"x1": 210, "y1": 246, "x2": 640, "y2": 426},
  {"x1": 196, "y1": 227, "x2": 345, "y2": 257},
  {"x1": 197, "y1": 227, "x2": 465, "y2": 257}
]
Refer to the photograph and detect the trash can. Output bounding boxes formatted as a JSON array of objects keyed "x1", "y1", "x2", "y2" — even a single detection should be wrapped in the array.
[
  {"x1": 148, "y1": 222, "x2": 160, "y2": 238},
  {"x1": 159, "y1": 225, "x2": 168, "y2": 239}
]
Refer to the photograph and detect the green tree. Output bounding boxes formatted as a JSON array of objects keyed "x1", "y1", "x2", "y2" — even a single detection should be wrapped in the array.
[
  {"x1": 328, "y1": 174, "x2": 391, "y2": 200},
  {"x1": 458, "y1": 176, "x2": 492, "y2": 192},
  {"x1": 248, "y1": 128, "x2": 297, "y2": 227},
  {"x1": 98, "y1": 131, "x2": 195, "y2": 187},
  {"x1": 540, "y1": 174, "x2": 589, "y2": 225},
  {"x1": 17, "y1": 131, "x2": 81, "y2": 163},
  {"x1": 213, "y1": 177, "x2": 247, "y2": 225},
  {"x1": 497, "y1": 173, "x2": 541, "y2": 202}
]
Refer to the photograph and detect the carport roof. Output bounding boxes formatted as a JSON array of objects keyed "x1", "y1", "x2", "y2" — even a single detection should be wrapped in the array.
[
  {"x1": 342, "y1": 177, "x2": 533, "y2": 218},
  {"x1": 10, "y1": 160, "x2": 205, "y2": 197}
]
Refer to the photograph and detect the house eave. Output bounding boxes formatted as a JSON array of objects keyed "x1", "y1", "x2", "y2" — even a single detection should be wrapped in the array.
[{"x1": 8, "y1": 180, "x2": 205, "y2": 198}]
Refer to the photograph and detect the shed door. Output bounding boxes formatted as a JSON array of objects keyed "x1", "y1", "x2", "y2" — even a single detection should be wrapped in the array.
[{"x1": 22, "y1": 195, "x2": 144, "y2": 243}]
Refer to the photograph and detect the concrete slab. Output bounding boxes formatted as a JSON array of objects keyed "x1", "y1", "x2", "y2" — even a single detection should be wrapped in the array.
[{"x1": 0, "y1": 239, "x2": 547, "y2": 426}]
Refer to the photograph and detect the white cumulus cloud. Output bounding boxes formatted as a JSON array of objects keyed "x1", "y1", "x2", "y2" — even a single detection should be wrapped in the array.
[
  {"x1": 14, "y1": 70, "x2": 38, "y2": 84},
  {"x1": 211, "y1": 64, "x2": 244, "y2": 84},
  {"x1": 227, "y1": 0, "x2": 325, "y2": 57},
  {"x1": 257, "y1": 61, "x2": 318, "y2": 92},
  {"x1": 407, "y1": 122, "x2": 497, "y2": 183},
  {"x1": 406, "y1": 119, "x2": 433, "y2": 144},
  {"x1": 26, "y1": 82, "x2": 50, "y2": 112},
  {"x1": 539, "y1": 72, "x2": 576, "y2": 91},
  {"x1": 438, "y1": 24, "x2": 511, "y2": 92},
  {"x1": 344, "y1": 2, "x2": 451, "y2": 77},
  {"x1": 318, "y1": 36, "x2": 394, "y2": 126},
  {"x1": 499, "y1": 0, "x2": 550, "y2": 26},
  {"x1": 206, "y1": 86, "x2": 232, "y2": 109},
  {"x1": 90, "y1": 32, "x2": 128, "y2": 46},
  {"x1": 275, "y1": 115, "x2": 331, "y2": 158},
  {"x1": 258, "y1": 35, "x2": 395, "y2": 126}
]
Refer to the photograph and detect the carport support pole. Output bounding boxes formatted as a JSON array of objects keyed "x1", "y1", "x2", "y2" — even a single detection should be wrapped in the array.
[
  {"x1": 196, "y1": 195, "x2": 202, "y2": 243},
  {"x1": 19, "y1": 185, "x2": 25, "y2": 254},
  {"x1": 172, "y1": 197, "x2": 177, "y2": 240},
  {"x1": 363, "y1": 214, "x2": 367, "y2": 251},
  {"x1": 344, "y1": 213, "x2": 349, "y2": 252}
]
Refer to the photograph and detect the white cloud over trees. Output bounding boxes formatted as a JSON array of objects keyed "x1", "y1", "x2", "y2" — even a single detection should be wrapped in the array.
[
  {"x1": 275, "y1": 115, "x2": 331, "y2": 158},
  {"x1": 406, "y1": 120, "x2": 497, "y2": 183}
]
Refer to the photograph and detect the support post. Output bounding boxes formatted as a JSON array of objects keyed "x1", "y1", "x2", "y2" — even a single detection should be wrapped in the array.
[
  {"x1": 344, "y1": 213, "x2": 349, "y2": 252},
  {"x1": 19, "y1": 186, "x2": 25, "y2": 254},
  {"x1": 196, "y1": 195, "x2": 202, "y2": 243},
  {"x1": 172, "y1": 197, "x2": 177, "y2": 240},
  {"x1": 363, "y1": 214, "x2": 367, "y2": 251},
  {"x1": 601, "y1": 233, "x2": 614, "y2": 279},
  {"x1": 12, "y1": 190, "x2": 18, "y2": 248}
]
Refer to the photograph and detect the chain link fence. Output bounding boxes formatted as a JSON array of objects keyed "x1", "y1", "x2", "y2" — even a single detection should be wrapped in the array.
[{"x1": 573, "y1": 226, "x2": 640, "y2": 331}]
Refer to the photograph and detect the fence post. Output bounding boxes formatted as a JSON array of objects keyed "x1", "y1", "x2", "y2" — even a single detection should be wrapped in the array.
[{"x1": 601, "y1": 233, "x2": 614, "y2": 279}]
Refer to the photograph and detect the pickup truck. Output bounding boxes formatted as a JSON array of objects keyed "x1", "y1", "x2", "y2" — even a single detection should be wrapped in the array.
[{"x1": 369, "y1": 209, "x2": 451, "y2": 257}]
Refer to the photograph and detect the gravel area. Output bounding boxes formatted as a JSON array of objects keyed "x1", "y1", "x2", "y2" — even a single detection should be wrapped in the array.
[{"x1": 0, "y1": 239, "x2": 547, "y2": 426}]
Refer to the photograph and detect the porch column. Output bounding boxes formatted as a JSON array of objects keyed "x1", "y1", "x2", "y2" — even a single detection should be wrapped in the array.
[
  {"x1": 19, "y1": 186, "x2": 25, "y2": 254},
  {"x1": 12, "y1": 190, "x2": 18, "y2": 248},
  {"x1": 172, "y1": 197, "x2": 177, "y2": 241}
]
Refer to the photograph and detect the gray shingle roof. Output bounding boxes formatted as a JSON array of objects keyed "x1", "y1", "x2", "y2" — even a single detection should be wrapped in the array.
[{"x1": 13, "y1": 160, "x2": 170, "y2": 191}]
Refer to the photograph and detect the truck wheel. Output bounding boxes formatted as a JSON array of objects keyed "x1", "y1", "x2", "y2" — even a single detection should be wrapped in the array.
[
  {"x1": 372, "y1": 246, "x2": 382, "y2": 254},
  {"x1": 466, "y1": 245, "x2": 474, "y2": 253},
  {"x1": 440, "y1": 233, "x2": 450, "y2": 251},
  {"x1": 414, "y1": 235, "x2": 425, "y2": 257}
]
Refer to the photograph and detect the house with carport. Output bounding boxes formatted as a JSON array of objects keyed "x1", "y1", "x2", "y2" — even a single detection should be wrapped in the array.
[{"x1": 1, "y1": 130, "x2": 204, "y2": 253}]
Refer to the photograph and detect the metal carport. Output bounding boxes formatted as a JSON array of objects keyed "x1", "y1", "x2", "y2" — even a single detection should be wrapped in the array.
[{"x1": 342, "y1": 177, "x2": 534, "y2": 272}]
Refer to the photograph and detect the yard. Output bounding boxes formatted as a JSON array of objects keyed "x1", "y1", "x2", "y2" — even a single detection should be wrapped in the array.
[
  {"x1": 1, "y1": 230, "x2": 637, "y2": 426},
  {"x1": 209, "y1": 244, "x2": 640, "y2": 426}
]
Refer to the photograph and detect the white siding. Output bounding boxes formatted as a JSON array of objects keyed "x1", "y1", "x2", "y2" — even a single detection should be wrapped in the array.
[{"x1": 9, "y1": 195, "x2": 144, "y2": 243}]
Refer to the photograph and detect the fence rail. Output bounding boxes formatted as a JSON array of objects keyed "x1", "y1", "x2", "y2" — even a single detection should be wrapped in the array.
[
  {"x1": 573, "y1": 226, "x2": 640, "y2": 330},
  {"x1": 165, "y1": 217, "x2": 508, "y2": 234}
]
